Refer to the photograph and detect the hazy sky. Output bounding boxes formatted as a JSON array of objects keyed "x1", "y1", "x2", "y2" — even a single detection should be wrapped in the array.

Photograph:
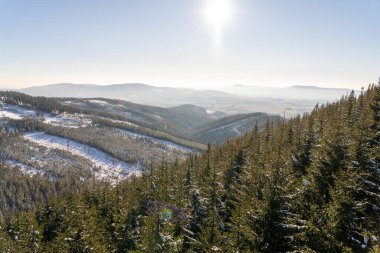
[{"x1": 0, "y1": 0, "x2": 379, "y2": 89}]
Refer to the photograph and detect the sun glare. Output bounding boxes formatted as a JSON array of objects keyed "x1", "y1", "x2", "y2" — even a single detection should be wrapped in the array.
[
  {"x1": 203, "y1": 0, "x2": 233, "y2": 28},
  {"x1": 202, "y1": 0, "x2": 234, "y2": 47}
]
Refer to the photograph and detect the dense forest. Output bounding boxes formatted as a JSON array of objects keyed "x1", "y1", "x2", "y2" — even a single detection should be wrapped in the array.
[{"x1": 0, "y1": 83, "x2": 379, "y2": 252}]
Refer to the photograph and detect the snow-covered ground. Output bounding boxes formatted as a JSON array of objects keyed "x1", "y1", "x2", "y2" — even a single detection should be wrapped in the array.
[
  {"x1": 88, "y1": 99, "x2": 110, "y2": 106},
  {"x1": 0, "y1": 103, "x2": 91, "y2": 128},
  {"x1": 6, "y1": 159, "x2": 45, "y2": 177},
  {"x1": 44, "y1": 113, "x2": 92, "y2": 128},
  {"x1": 114, "y1": 128, "x2": 193, "y2": 153},
  {"x1": 24, "y1": 132, "x2": 141, "y2": 183},
  {"x1": 63, "y1": 101, "x2": 85, "y2": 106},
  {"x1": 206, "y1": 109, "x2": 215, "y2": 115},
  {"x1": 0, "y1": 103, "x2": 36, "y2": 119},
  {"x1": 0, "y1": 110, "x2": 23, "y2": 120}
]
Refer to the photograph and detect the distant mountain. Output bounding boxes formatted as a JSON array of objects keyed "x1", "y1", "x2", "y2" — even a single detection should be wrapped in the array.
[
  {"x1": 220, "y1": 84, "x2": 356, "y2": 101},
  {"x1": 18, "y1": 83, "x2": 352, "y2": 117},
  {"x1": 20, "y1": 83, "x2": 236, "y2": 107},
  {"x1": 289, "y1": 85, "x2": 321, "y2": 89}
]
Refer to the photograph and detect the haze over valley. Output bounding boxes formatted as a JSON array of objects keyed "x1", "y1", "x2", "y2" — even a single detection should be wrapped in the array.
[{"x1": 15, "y1": 82, "x2": 356, "y2": 117}]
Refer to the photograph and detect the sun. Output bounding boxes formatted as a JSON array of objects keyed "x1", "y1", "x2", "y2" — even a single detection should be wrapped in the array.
[
  {"x1": 202, "y1": 0, "x2": 234, "y2": 47},
  {"x1": 203, "y1": 0, "x2": 233, "y2": 28}
]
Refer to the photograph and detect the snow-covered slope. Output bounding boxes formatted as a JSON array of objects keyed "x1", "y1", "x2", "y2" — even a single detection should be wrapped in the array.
[
  {"x1": 0, "y1": 103, "x2": 36, "y2": 119},
  {"x1": 0, "y1": 102, "x2": 92, "y2": 128},
  {"x1": 24, "y1": 132, "x2": 141, "y2": 183},
  {"x1": 6, "y1": 159, "x2": 45, "y2": 177},
  {"x1": 43, "y1": 113, "x2": 92, "y2": 128}
]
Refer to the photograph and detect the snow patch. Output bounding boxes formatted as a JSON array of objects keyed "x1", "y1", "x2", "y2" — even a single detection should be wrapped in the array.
[
  {"x1": 6, "y1": 159, "x2": 44, "y2": 177},
  {"x1": 0, "y1": 103, "x2": 36, "y2": 119},
  {"x1": 88, "y1": 99, "x2": 109, "y2": 106},
  {"x1": 0, "y1": 111, "x2": 22, "y2": 120},
  {"x1": 279, "y1": 223, "x2": 307, "y2": 229},
  {"x1": 302, "y1": 179, "x2": 311, "y2": 186},
  {"x1": 363, "y1": 180, "x2": 378, "y2": 187},
  {"x1": 0, "y1": 103, "x2": 91, "y2": 128},
  {"x1": 206, "y1": 109, "x2": 215, "y2": 115},
  {"x1": 44, "y1": 113, "x2": 92, "y2": 128}
]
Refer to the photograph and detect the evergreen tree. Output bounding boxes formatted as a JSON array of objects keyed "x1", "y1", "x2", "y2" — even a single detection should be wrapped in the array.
[
  {"x1": 292, "y1": 117, "x2": 315, "y2": 177},
  {"x1": 312, "y1": 123, "x2": 349, "y2": 204}
]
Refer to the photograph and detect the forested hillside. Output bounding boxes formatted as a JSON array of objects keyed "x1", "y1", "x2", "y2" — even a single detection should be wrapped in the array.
[
  {"x1": 191, "y1": 112, "x2": 282, "y2": 144},
  {"x1": 0, "y1": 91, "x2": 282, "y2": 221},
  {"x1": 0, "y1": 92, "x2": 203, "y2": 218},
  {"x1": 0, "y1": 84, "x2": 379, "y2": 252},
  {"x1": 59, "y1": 97, "x2": 280, "y2": 143}
]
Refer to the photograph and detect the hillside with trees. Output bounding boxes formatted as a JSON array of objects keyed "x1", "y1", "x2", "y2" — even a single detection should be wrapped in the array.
[
  {"x1": 0, "y1": 83, "x2": 378, "y2": 252},
  {"x1": 0, "y1": 91, "x2": 279, "y2": 219}
]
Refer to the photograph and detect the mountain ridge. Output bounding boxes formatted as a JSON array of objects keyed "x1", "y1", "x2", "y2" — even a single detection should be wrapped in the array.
[{"x1": 18, "y1": 83, "x2": 353, "y2": 117}]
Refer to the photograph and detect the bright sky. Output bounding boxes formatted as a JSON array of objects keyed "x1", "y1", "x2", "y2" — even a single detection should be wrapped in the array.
[{"x1": 0, "y1": 0, "x2": 379, "y2": 89}]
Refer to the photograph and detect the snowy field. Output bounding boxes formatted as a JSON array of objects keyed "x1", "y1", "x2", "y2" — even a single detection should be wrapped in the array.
[
  {"x1": 88, "y1": 99, "x2": 110, "y2": 106},
  {"x1": 114, "y1": 128, "x2": 194, "y2": 153},
  {"x1": 43, "y1": 112, "x2": 92, "y2": 128},
  {"x1": 24, "y1": 132, "x2": 141, "y2": 183},
  {"x1": 0, "y1": 103, "x2": 91, "y2": 128},
  {"x1": 6, "y1": 159, "x2": 45, "y2": 177},
  {"x1": 0, "y1": 103, "x2": 36, "y2": 119}
]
